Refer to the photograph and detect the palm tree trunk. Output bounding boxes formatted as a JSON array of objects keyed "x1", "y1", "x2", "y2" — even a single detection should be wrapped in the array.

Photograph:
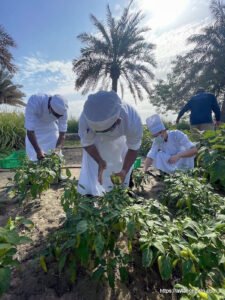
[
  {"x1": 221, "y1": 93, "x2": 225, "y2": 122},
  {"x1": 112, "y1": 78, "x2": 118, "y2": 92}
]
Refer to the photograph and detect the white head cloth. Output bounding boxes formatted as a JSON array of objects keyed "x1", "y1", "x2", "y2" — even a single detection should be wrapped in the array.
[
  {"x1": 146, "y1": 114, "x2": 165, "y2": 135},
  {"x1": 51, "y1": 95, "x2": 68, "y2": 115},
  {"x1": 83, "y1": 90, "x2": 122, "y2": 131}
]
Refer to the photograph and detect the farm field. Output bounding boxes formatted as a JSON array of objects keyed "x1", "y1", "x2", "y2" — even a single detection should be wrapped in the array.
[
  {"x1": 0, "y1": 127, "x2": 225, "y2": 300},
  {"x1": 0, "y1": 150, "x2": 167, "y2": 300}
]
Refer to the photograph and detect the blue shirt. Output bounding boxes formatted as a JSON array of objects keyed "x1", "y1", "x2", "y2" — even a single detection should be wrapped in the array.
[{"x1": 178, "y1": 92, "x2": 221, "y2": 125}]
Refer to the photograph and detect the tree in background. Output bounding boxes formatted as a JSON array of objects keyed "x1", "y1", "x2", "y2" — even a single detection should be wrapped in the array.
[
  {"x1": 151, "y1": 0, "x2": 225, "y2": 121},
  {"x1": 0, "y1": 25, "x2": 17, "y2": 74},
  {"x1": 0, "y1": 68, "x2": 25, "y2": 107},
  {"x1": 73, "y1": 1, "x2": 156, "y2": 103}
]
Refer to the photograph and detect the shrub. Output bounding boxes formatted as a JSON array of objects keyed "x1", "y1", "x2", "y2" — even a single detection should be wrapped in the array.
[
  {"x1": 139, "y1": 126, "x2": 152, "y2": 156},
  {"x1": 0, "y1": 112, "x2": 25, "y2": 151},
  {"x1": 67, "y1": 117, "x2": 78, "y2": 133}
]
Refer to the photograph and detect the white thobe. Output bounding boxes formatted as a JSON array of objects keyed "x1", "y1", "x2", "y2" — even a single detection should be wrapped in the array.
[
  {"x1": 78, "y1": 103, "x2": 143, "y2": 196},
  {"x1": 25, "y1": 94, "x2": 68, "y2": 161},
  {"x1": 147, "y1": 130, "x2": 195, "y2": 173}
]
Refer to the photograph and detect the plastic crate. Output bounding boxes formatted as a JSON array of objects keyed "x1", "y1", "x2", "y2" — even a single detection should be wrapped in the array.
[
  {"x1": 7, "y1": 150, "x2": 26, "y2": 160},
  {"x1": 133, "y1": 157, "x2": 141, "y2": 169},
  {"x1": 0, "y1": 150, "x2": 26, "y2": 169}
]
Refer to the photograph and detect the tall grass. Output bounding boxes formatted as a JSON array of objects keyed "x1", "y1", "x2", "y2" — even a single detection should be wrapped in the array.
[
  {"x1": 0, "y1": 112, "x2": 25, "y2": 152},
  {"x1": 0, "y1": 112, "x2": 79, "y2": 154},
  {"x1": 67, "y1": 117, "x2": 78, "y2": 133}
]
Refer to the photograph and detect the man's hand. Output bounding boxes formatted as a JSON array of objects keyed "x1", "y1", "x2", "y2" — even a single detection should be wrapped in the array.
[
  {"x1": 37, "y1": 150, "x2": 45, "y2": 160},
  {"x1": 98, "y1": 160, "x2": 107, "y2": 185},
  {"x1": 176, "y1": 118, "x2": 179, "y2": 124},
  {"x1": 168, "y1": 154, "x2": 180, "y2": 164},
  {"x1": 114, "y1": 169, "x2": 127, "y2": 184}
]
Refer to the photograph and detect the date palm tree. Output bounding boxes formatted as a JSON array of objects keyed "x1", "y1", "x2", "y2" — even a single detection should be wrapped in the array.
[
  {"x1": 0, "y1": 25, "x2": 17, "y2": 74},
  {"x1": 0, "y1": 68, "x2": 25, "y2": 107},
  {"x1": 73, "y1": 1, "x2": 156, "y2": 102}
]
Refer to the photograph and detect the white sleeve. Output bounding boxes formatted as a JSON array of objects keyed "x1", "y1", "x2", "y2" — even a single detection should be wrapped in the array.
[
  {"x1": 174, "y1": 130, "x2": 195, "y2": 149},
  {"x1": 146, "y1": 140, "x2": 159, "y2": 160},
  {"x1": 125, "y1": 105, "x2": 143, "y2": 150},
  {"x1": 78, "y1": 113, "x2": 96, "y2": 147},
  {"x1": 58, "y1": 109, "x2": 68, "y2": 132},
  {"x1": 25, "y1": 95, "x2": 42, "y2": 131}
]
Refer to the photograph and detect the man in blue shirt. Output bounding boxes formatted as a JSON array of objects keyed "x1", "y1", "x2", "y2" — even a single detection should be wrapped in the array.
[{"x1": 176, "y1": 88, "x2": 221, "y2": 130}]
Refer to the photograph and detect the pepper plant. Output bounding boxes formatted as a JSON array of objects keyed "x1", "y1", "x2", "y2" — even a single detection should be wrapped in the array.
[
  {"x1": 132, "y1": 169, "x2": 151, "y2": 192},
  {"x1": 162, "y1": 171, "x2": 224, "y2": 220},
  {"x1": 46, "y1": 178, "x2": 134, "y2": 287},
  {"x1": 11, "y1": 153, "x2": 63, "y2": 201},
  {"x1": 0, "y1": 217, "x2": 33, "y2": 296},
  {"x1": 197, "y1": 124, "x2": 225, "y2": 190}
]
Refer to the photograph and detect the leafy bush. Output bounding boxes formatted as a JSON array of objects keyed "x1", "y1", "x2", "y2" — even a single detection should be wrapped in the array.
[
  {"x1": 67, "y1": 117, "x2": 78, "y2": 133},
  {"x1": 47, "y1": 179, "x2": 135, "y2": 287},
  {"x1": 11, "y1": 153, "x2": 62, "y2": 201},
  {"x1": 41, "y1": 171, "x2": 225, "y2": 293},
  {"x1": 0, "y1": 112, "x2": 25, "y2": 152},
  {"x1": 0, "y1": 217, "x2": 32, "y2": 296},
  {"x1": 139, "y1": 126, "x2": 152, "y2": 156},
  {"x1": 197, "y1": 124, "x2": 225, "y2": 190},
  {"x1": 162, "y1": 171, "x2": 225, "y2": 219},
  {"x1": 164, "y1": 120, "x2": 190, "y2": 131},
  {"x1": 132, "y1": 169, "x2": 151, "y2": 191}
]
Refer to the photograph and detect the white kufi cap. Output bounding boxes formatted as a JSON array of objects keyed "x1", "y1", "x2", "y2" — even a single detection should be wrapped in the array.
[
  {"x1": 83, "y1": 91, "x2": 122, "y2": 131},
  {"x1": 51, "y1": 95, "x2": 68, "y2": 115},
  {"x1": 146, "y1": 114, "x2": 165, "y2": 134}
]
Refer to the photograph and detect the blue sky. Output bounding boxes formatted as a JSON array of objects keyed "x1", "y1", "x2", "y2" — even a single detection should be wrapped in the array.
[{"x1": 0, "y1": 0, "x2": 212, "y2": 121}]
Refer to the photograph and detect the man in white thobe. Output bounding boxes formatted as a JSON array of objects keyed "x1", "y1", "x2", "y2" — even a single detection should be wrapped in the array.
[
  {"x1": 144, "y1": 114, "x2": 197, "y2": 174},
  {"x1": 25, "y1": 94, "x2": 68, "y2": 161},
  {"x1": 78, "y1": 90, "x2": 143, "y2": 196}
]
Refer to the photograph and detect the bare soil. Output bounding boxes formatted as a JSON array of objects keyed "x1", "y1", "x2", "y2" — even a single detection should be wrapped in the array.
[{"x1": 0, "y1": 150, "x2": 173, "y2": 300}]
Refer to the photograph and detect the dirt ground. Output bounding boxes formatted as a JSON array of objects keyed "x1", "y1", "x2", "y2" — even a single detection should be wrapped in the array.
[{"x1": 0, "y1": 150, "x2": 171, "y2": 300}]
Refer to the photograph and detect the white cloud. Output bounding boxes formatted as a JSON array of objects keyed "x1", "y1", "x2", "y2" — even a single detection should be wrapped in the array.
[
  {"x1": 152, "y1": 18, "x2": 210, "y2": 79},
  {"x1": 14, "y1": 54, "x2": 86, "y2": 120},
  {"x1": 135, "y1": 0, "x2": 189, "y2": 29}
]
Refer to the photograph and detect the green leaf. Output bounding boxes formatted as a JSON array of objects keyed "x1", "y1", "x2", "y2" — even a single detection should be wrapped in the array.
[
  {"x1": 142, "y1": 247, "x2": 153, "y2": 268},
  {"x1": 78, "y1": 203, "x2": 93, "y2": 214},
  {"x1": 77, "y1": 238, "x2": 89, "y2": 265},
  {"x1": 153, "y1": 241, "x2": 165, "y2": 254},
  {"x1": 94, "y1": 234, "x2": 105, "y2": 257},
  {"x1": 18, "y1": 236, "x2": 32, "y2": 244},
  {"x1": 4, "y1": 231, "x2": 20, "y2": 245},
  {"x1": 0, "y1": 267, "x2": 11, "y2": 296},
  {"x1": 219, "y1": 254, "x2": 225, "y2": 265},
  {"x1": 127, "y1": 221, "x2": 135, "y2": 239},
  {"x1": 182, "y1": 259, "x2": 193, "y2": 276},
  {"x1": 107, "y1": 267, "x2": 115, "y2": 289},
  {"x1": 66, "y1": 168, "x2": 71, "y2": 178},
  {"x1": 76, "y1": 220, "x2": 88, "y2": 234},
  {"x1": 58, "y1": 254, "x2": 67, "y2": 273},
  {"x1": 0, "y1": 244, "x2": 12, "y2": 256},
  {"x1": 171, "y1": 244, "x2": 181, "y2": 256},
  {"x1": 157, "y1": 255, "x2": 172, "y2": 281},
  {"x1": 92, "y1": 266, "x2": 105, "y2": 281},
  {"x1": 119, "y1": 266, "x2": 128, "y2": 283},
  {"x1": 209, "y1": 160, "x2": 225, "y2": 187}
]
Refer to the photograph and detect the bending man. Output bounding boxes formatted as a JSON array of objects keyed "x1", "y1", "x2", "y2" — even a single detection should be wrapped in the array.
[
  {"x1": 25, "y1": 94, "x2": 68, "y2": 161},
  {"x1": 144, "y1": 114, "x2": 197, "y2": 174},
  {"x1": 78, "y1": 90, "x2": 143, "y2": 196}
]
